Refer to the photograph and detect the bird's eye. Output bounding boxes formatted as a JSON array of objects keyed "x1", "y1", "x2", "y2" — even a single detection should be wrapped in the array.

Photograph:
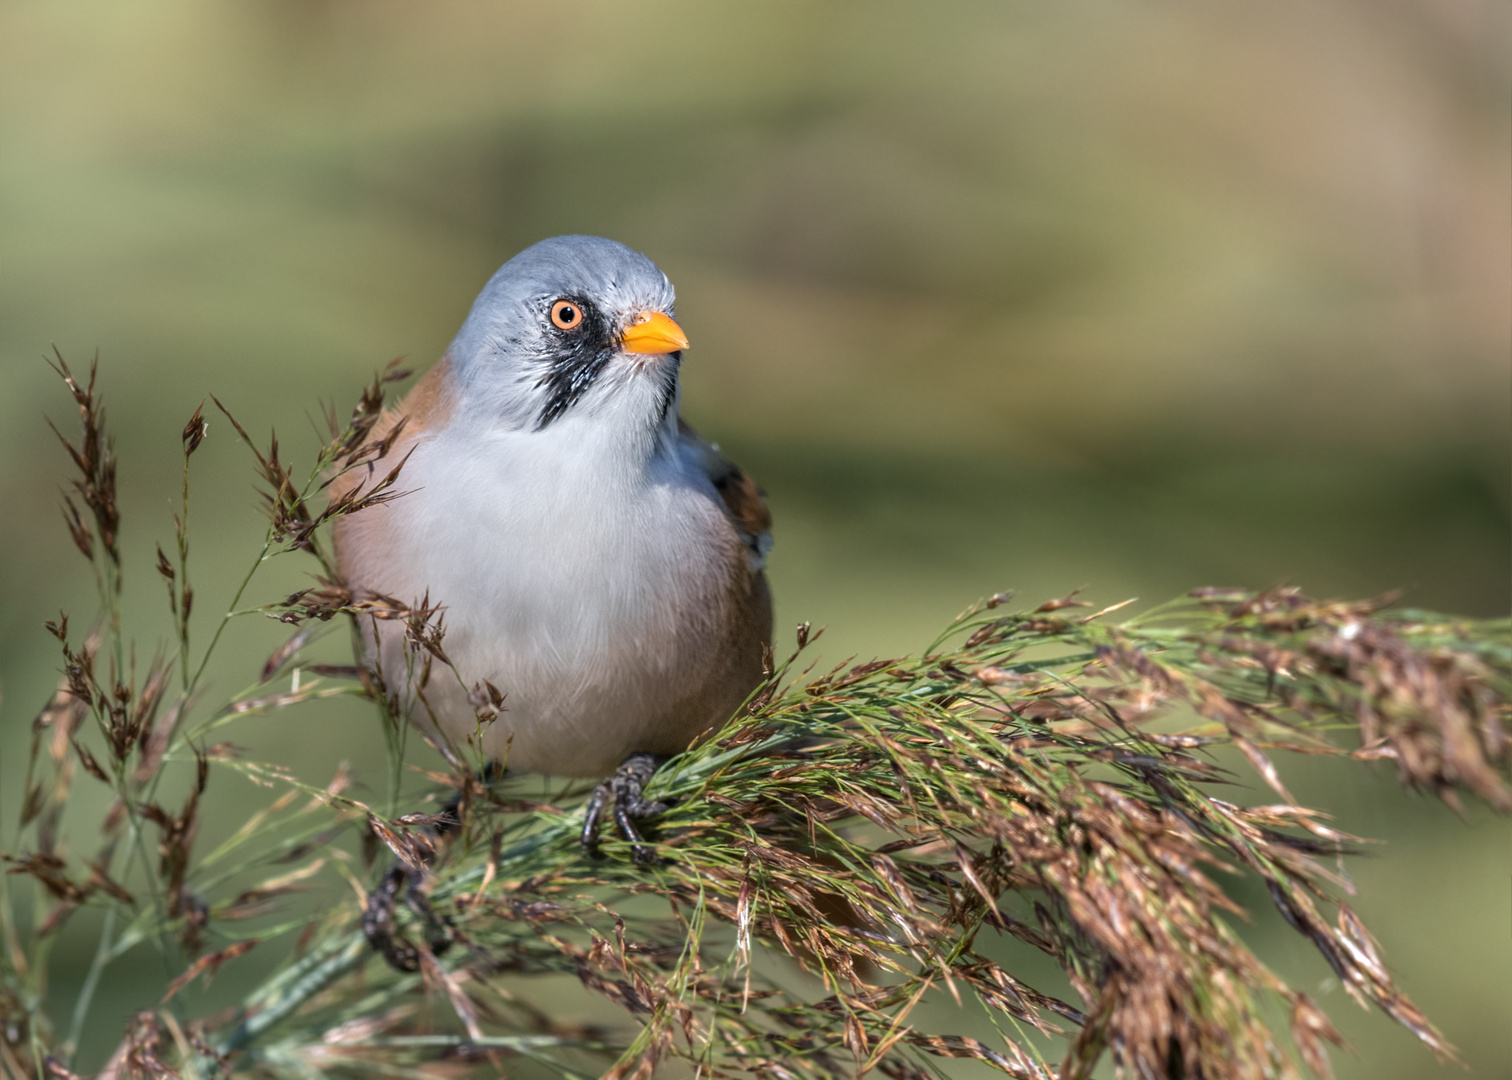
[{"x1": 550, "y1": 300, "x2": 583, "y2": 330}]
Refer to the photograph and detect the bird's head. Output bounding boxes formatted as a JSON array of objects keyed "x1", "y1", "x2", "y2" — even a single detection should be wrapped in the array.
[{"x1": 444, "y1": 236, "x2": 689, "y2": 438}]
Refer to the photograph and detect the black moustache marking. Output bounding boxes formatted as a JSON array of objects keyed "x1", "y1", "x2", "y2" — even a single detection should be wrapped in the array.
[{"x1": 534, "y1": 295, "x2": 617, "y2": 429}]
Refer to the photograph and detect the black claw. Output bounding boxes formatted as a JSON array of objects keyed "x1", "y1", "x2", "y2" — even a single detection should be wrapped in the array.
[
  {"x1": 364, "y1": 775, "x2": 482, "y2": 971},
  {"x1": 405, "y1": 880, "x2": 454, "y2": 955},
  {"x1": 581, "y1": 782, "x2": 613, "y2": 853},
  {"x1": 363, "y1": 864, "x2": 422, "y2": 972},
  {"x1": 580, "y1": 752, "x2": 670, "y2": 861},
  {"x1": 613, "y1": 799, "x2": 655, "y2": 864}
]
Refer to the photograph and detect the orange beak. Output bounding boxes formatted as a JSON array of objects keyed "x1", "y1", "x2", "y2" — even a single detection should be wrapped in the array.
[{"x1": 620, "y1": 311, "x2": 689, "y2": 355}]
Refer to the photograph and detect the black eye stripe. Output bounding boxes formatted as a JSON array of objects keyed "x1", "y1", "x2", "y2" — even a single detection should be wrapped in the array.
[{"x1": 534, "y1": 295, "x2": 616, "y2": 428}]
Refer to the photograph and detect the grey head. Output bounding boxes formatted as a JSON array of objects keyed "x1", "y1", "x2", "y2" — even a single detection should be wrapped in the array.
[{"x1": 445, "y1": 236, "x2": 684, "y2": 432}]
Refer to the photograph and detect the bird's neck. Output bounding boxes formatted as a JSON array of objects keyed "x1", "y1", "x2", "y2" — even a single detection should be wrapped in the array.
[{"x1": 451, "y1": 394, "x2": 681, "y2": 487}]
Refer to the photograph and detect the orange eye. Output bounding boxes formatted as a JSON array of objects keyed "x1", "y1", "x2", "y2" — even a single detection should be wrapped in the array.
[{"x1": 550, "y1": 300, "x2": 583, "y2": 330}]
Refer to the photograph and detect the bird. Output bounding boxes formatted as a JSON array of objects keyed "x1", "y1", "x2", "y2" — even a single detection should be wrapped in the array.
[{"x1": 331, "y1": 235, "x2": 773, "y2": 861}]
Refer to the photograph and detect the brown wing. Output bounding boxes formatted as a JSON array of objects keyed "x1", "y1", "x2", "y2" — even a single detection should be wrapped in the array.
[{"x1": 677, "y1": 417, "x2": 772, "y2": 569}]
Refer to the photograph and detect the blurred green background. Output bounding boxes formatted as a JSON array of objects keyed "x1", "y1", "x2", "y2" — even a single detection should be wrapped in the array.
[{"x1": 1, "y1": 0, "x2": 1507, "y2": 1075}]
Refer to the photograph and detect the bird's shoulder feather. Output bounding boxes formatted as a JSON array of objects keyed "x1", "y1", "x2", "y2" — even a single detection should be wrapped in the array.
[
  {"x1": 329, "y1": 357, "x2": 455, "y2": 567},
  {"x1": 393, "y1": 355, "x2": 457, "y2": 433},
  {"x1": 677, "y1": 417, "x2": 773, "y2": 570}
]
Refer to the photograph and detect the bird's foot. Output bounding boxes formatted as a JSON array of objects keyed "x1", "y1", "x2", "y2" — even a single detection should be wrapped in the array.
[
  {"x1": 362, "y1": 863, "x2": 454, "y2": 972},
  {"x1": 580, "y1": 752, "x2": 669, "y2": 864},
  {"x1": 363, "y1": 789, "x2": 469, "y2": 971}
]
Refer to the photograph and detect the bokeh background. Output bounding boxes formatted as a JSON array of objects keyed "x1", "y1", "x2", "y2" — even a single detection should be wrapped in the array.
[{"x1": 2, "y1": 1, "x2": 1508, "y2": 1075}]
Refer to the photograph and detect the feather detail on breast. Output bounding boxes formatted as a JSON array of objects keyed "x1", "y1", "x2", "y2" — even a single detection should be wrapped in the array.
[
  {"x1": 677, "y1": 417, "x2": 773, "y2": 571},
  {"x1": 328, "y1": 360, "x2": 774, "y2": 776}
]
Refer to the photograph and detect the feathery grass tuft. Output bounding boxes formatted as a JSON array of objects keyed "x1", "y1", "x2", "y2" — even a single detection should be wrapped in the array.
[{"x1": 2, "y1": 360, "x2": 1507, "y2": 1080}]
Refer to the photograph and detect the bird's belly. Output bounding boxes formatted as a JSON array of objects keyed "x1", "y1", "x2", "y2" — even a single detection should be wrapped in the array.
[{"x1": 356, "y1": 477, "x2": 746, "y2": 777}]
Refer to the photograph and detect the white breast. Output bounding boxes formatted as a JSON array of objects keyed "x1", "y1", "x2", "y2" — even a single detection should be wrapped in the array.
[{"x1": 338, "y1": 410, "x2": 746, "y2": 777}]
